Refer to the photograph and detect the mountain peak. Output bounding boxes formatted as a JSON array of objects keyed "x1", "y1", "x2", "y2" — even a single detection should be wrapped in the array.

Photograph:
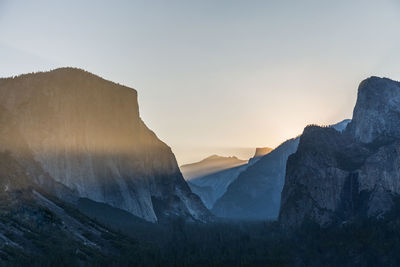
[
  {"x1": 204, "y1": 154, "x2": 223, "y2": 160},
  {"x1": 279, "y1": 76, "x2": 400, "y2": 228},
  {"x1": 203, "y1": 154, "x2": 239, "y2": 161},
  {"x1": 2, "y1": 67, "x2": 136, "y2": 96},
  {"x1": 359, "y1": 76, "x2": 399, "y2": 87},
  {"x1": 52, "y1": 66, "x2": 87, "y2": 72},
  {"x1": 348, "y1": 76, "x2": 400, "y2": 143}
]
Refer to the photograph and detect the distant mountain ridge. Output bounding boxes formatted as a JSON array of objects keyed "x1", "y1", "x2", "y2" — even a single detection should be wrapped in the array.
[
  {"x1": 182, "y1": 148, "x2": 273, "y2": 209},
  {"x1": 212, "y1": 138, "x2": 300, "y2": 219},
  {"x1": 181, "y1": 155, "x2": 247, "y2": 180},
  {"x1": 188, "y1": 165, "x2": 248, "y2": 209}
]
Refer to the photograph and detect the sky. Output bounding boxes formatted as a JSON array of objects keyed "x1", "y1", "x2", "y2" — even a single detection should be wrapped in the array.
[{"x1": 0, "y1": 0, "x2": 400, "y2": 164}]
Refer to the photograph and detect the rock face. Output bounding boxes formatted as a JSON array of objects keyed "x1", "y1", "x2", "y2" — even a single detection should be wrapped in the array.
[
  {"x1": 0, "y1": 151, "x2": 137, "y2": 262},
  {"x1": 0, "y1": 68, "x2": 210, "y2": 222},
  {"x1": 348, "y1": 77, "x2": 400, "y2": 143},
  {"x1": 248, "y1": 147, "x2": 273, "y2": 165},
  {"x1": 331, "y1": 119, "x2": 351, "y2": 132},
  {"x1": 187, "y1": 164, "x2": 248, "y2": 209},
  {"x1": 212, "y1": 120, "x2": 349, "y2": 220},
  {"x1": 212, "y1": 138, "x2": 300, "y2": 220},
  {"x1": 183, "y1": 149, "x2": 273, "y2": 210},
  {"x1": 279, "y1": 77, "x2": 400, "y2": 228},
  {"x1": 181, "y1": 155, "x2": 248, "y2": 209}
]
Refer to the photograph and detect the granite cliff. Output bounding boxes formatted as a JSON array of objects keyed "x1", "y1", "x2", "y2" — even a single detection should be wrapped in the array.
[
  {"x1": 212, "y1": 120, "x2": 349, "y2": 220},
  {"x1": 279, "y1": 77, "x2": 400, "y2": 228},
  {"x1": 0, "y1": 68, "x2": 210, "y2": 222}
]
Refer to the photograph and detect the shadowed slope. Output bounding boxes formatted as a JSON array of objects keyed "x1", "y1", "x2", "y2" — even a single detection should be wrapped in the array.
[{"x1": 212, "y1": 138, "x2": 299, "y2": 220}]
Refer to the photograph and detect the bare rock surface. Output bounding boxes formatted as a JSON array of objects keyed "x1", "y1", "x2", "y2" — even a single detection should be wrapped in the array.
[
  {"x1": 0, "y1": 68, "x2": 210, "y2": 222},
  {"x1": 279, "y1": 77, "x2": 400, "y2": 228}
]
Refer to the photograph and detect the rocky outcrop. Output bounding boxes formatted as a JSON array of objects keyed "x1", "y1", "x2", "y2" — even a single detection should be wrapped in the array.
[
  {"x1": 254, "y1": 147, "x2": 273, "y2": 157},
  {"x1": 279, "y1": 77, "x2": 400, "y2": 228},
  {"x1": 348, "y1": 77, "x2": 400, "y2": 143},
  {"x1": 331, "y1": 119, "x2": 351, "y2": 132},
  {"x1": 0, "y1": 68, "x2": 210, "y2": 222}
]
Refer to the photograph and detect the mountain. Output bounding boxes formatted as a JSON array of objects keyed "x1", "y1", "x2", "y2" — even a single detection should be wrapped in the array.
[
  {"x1": 181, "y1": 155, "x2": 247, "y2": 180},
  {"x1": 248, "y1": 147, "x2": 273, "y2": 165},
  {"x1": 212, "y1": 138, "x2": 300, "y2": 220},
  {"x1": 187, "y1": 164, "x2": 248, "y2": 209},
  {"x1": 331, "y1": 119, "x2": 351, "y2": 132},
  {"x1": 181, "y1": 155, "x2": 248, "y2": 209},
  {"x1": 279, "y1": 77, "x2": 400, "y2": 228},
  {"x1": 254, "y1": 147, "x2": 273, "y2": 157},
  {"x1": 212, "y1": 120, "x2": 350, "y2": 220},
  {"x1": 0, "y1": 68, "x2": 210, "y2": 223},
  {"x1": 0, "y1": 151, "x2": 141, "y2": 264},
  {"x1": 183, "y1": 149, "x2": 272, "y2": 209}
]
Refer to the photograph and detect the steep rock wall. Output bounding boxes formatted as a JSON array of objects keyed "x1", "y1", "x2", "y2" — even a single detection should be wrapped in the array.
[{"x1": 0, "y1": 68, "x2": 210, "y2": 222}]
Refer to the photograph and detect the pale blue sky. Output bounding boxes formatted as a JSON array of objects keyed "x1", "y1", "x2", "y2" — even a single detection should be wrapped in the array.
[{"x1": 1, "y1": 0, "x2": 400, "y2": 164}]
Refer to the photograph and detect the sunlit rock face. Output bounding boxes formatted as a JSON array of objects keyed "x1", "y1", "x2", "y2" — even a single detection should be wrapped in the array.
[
  {"x1": 279, "y1": 77, "x2": 400, "y2": 228},
  {"x1": 0, "y1": 68, "x2": 210, "y2": 222}
]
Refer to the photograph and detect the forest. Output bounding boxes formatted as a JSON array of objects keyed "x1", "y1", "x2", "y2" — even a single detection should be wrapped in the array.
[{"x1": 8, "y1": 204, "x2": 400, "y2": 267}]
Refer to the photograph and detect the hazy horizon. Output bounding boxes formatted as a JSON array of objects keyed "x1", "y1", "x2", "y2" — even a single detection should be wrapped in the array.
[{"x1": 1, "y1": 0, "x2": 399, "y2": 164}]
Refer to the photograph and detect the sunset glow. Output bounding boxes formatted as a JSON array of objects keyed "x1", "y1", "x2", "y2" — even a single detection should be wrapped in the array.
[{"x1": 1, "y1": 0, "x2": 399, "y2": 164}]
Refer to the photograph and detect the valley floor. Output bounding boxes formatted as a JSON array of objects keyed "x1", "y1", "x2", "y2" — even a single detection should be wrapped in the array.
[{"x1": 6, "y1": 212, "x2": 400, "y2": 266}]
